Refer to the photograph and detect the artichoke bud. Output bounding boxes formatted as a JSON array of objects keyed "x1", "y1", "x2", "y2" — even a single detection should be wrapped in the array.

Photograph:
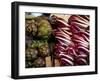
[
  {"x1": 38, "y1": 40, "x2": 50, "y2": 57},
  {"x1": 26, "y1": 61, "x2": 34, "y2": 68},
  {"x1": 35, "y1": 16, "x2": 52, "y2": 38},
  {"x1": 33, "y1": 57, "x2": 45, "y2": 67},
  {"x1": 26, "y1": 48, "x2": 38, "y2": 61},
  {"x1": 25, "y1": 19, "x2": 37, "y2": 36}
]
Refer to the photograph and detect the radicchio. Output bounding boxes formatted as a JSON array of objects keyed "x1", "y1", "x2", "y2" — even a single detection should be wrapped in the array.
[{"x1": 51, "y1": 15, "x2": 90, "y2": 66}]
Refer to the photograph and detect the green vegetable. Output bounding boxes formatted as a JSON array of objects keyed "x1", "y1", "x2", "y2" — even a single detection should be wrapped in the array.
[
  {"x1": 25, "y1": 19, "x2": 37, "y2": 36},
  {"x1": 26, "y1": 48, "x2": 38, "y2": 61},
  {"x1": 26, "y1": 61, "x2": 34, "y2": 68},
  {"x1": 38, "y1": 41, "x2": 49, "y2": 57},
  {"x1": 33, "y1": 57, "x2": 45, "y2": 67},
  {"x1": 35, "y1": 16, "x2": 52, "y2": 38}
]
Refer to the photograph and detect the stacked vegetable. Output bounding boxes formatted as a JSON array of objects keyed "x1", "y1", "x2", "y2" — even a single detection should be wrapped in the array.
[
  {"x1": 69, "y1": 15, "x2": 89, "y2": 65},
  {"x1": 25, "y1": 16, "x2": 52, "y2": 68},
  {"x1": 25, "y1": 13, "x2": 90, "y2": 68},
  {"x1": 51, "y1": 15, "x2": 90, "y2": 66}
]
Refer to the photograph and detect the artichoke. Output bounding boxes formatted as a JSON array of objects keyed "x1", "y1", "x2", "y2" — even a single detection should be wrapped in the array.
[
  {"x1": 35, "y1": 16, "x2": 52, "y2": 38},
  {"x1": 26, "y1": 48, "x2": 38, "y2": 61},
  {"x1": 26, "y1": 40, "x2": 38, "y2": 48},
  {"x1": 33, "y1": 57, "x2": 45, "y2": 67},
  {"x1": 25, "y1": 19, "x2": 37, "y2": 36},
  {"x1": 25, "y1": 61, "x2": 34, "y2": 68},
  {"x1": 38, "y1": 40, "x2": 50, "y2": 57}
]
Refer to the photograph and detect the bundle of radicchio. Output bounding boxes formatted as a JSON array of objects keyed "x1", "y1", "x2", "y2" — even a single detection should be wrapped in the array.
[
  {"x1": 68, "y1": 15, "x2": 90, "y2": 65},
  {"x1": 51, "y1": 15, "x2": 90, "y2": 66}
]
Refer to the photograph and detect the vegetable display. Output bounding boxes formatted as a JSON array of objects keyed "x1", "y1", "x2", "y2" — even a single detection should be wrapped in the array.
[
  {"x1": 25, "y1": 15, "x2": 52, "y2": 68},
  {"x1": 51, "y1": 15, "x2": 89, "y2": 66},
  {"x1": 25, "y1": 13, "x2": 90, "y2": 68}
]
